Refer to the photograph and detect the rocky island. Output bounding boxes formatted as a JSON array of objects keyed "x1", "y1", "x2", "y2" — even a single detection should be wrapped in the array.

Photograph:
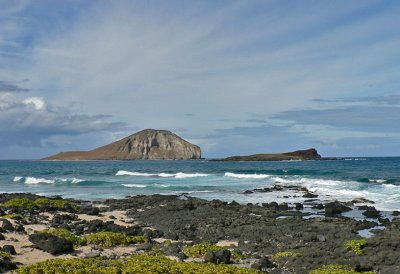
[
  {"x1": 223, "y1": 148, "x2": 322, "y2": 161},
  {"x1": 43, "y1": 129, "x2": 201, "y2": 160}
]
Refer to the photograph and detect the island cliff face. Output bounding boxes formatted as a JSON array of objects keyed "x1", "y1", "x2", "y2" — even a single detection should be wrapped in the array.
[
  {"x1": 223, "y1": 148, "x2": 322, "y2": 161},
  {"x1": 43, "y1": 129, "x2": 201, "y2": 160}
]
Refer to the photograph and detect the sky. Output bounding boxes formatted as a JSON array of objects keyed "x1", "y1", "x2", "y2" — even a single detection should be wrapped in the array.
[{"x1": 0, "y1": 0, "x2": 400, "y2": 159}]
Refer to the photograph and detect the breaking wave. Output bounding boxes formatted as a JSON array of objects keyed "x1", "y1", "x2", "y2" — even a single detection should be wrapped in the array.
[
  {"x1": 13, "y1": 176, "x2": 84, "y2": 185},
  {"x1": 224, "y1": 172, "x2": 271, "y2": 179},
  {"x1": 121, "y1": 184, "x2": 147, "y2": 188},
  {"x1": 116, "y1": 170, "x2": 209, "y2": 179}
]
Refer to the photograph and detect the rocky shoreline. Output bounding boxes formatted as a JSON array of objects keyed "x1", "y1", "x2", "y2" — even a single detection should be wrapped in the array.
[{"x1": 0, "y1": 191, "x2": 399, "y2": 273}]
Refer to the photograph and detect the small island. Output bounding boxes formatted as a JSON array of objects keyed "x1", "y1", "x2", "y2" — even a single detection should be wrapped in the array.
[{"x1": 223, "y1": 148, "x2": 323, "y2": 161}]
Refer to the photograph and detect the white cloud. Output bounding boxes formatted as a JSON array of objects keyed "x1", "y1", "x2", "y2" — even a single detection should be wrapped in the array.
[{"x1": 23, "y1": 96, "x2": 45, "y2": 110}]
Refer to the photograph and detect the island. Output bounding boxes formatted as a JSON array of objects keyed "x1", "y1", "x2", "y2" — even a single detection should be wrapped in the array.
[
  {"x1": 42, "y1": 129, "x2": 201, "y2": 160},
  {"x1": 222, "y1": 148, "x2": 323, "y2": 161}
]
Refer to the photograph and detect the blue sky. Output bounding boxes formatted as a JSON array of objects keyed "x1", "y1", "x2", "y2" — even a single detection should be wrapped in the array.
[{"x1": 0, "y1": 0, "x2": 400, "y2": 159}]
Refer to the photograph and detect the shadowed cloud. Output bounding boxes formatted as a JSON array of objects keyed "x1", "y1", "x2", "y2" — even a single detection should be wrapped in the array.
[
  {"x1": 0, "y1": 80, "x2": 30, "y2": 92},
  {"x1": 0, "y1": 92, "x2": 125, "y2": 148}
]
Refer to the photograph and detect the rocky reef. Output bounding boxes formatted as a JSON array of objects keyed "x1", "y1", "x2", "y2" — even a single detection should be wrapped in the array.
[
  {"x1": 1, "y1": 193, "x2": 399, "y2": 273},
  {"x1": 43, "y1": 129, "x2": 201, "y2": 160}
]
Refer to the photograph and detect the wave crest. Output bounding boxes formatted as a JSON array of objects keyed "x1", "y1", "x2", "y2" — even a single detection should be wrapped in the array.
[
  {"x1": 122, "y1": 184, "x2": 147, "y2": 188},
  {"x1": 13, "y1": 176, "x2": 84, "y2": 185},
  {"x1": 116, "y1": 170, "x2": 209, "y2": 179},
  {"x1": 224, "y1": 172, "x2": 271, "y2": 179}
]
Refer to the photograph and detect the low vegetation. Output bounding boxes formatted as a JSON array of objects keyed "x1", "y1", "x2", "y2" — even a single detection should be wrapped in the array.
[
  {"x1": 15, "y1": 254, "x2": 260, "y2": 274},
  {"x1": 36, "y1": 229, "x2": 149, "y2": 249},
  {"x1": 0, "y1": 251, "x2": 11, "y2": 259},
  {"x1": 183, "y1": 241, "x2": 245, "y2": 261},
  {"x1": 183, "y1": 242, "x2": 225, "y2": 257},
  {"x1": 83, "y1": 232, "x2": 132, "y2": 248},
  {"x1": 344, "y1": 239, "x2": 368, "y2": 255},
  {"x1": 272, "y1": 251, "x2": 302, "y2": 261},
  {"x1": 1, "y1": 198, "x2": 36, "y2": 210},
  {"x1": 40, "y1": 228, "x2": 85, "y2": 247},
  {"x1": 310, "y1": 264, "x2": 375, "y2": 274},
  {"x1": 0, "y1": 213, "x2": 25, "y2": 220},
  {"x1": 131, "y1": 235, "x2": 149, "y2": 243},
  {"x1": 0, "y1": 197, "x2": 76, "y2": 211},
  {"x1": 34, "y1": 197, "x2": 76, "y2": 209}
]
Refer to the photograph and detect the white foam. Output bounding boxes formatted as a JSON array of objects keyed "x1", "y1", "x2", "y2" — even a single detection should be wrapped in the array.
[
  {"x1": 60, "y1": 178, "x2": 84, "y2": 184},
  {"x1": 186, "y1": 190, "x2": 214, "y2": 194},
  {"x1": 121, "y1": 184, "x2": 147, "y2": 188},
  {"x1": 13, "y1": 176, "x2": 23, "y2": 182},
  {"x1": 158, "y1": 173, "x2": 176, "y2": 177},
  {"x1": 224, "y1": 172, "x2": 271, "y2": 179},
  {"x1": 383, "y1": 183, "x2": 400, "y2": 189},
  {"x1": 369, "y1": 179, "x2": 387, "y2": 183},
  {"x1": 154, "y1": 184, "x2": 170, "y2": 188},
  {"x1": 71, "y1": 178, "x2": 84, "y2": 184},
  {"x1": 174, "y1": 172, "x2": 209, "y2": 179},
  {"x1": 24, "y1": 177, "x2": 55, "y2": 184},
  {"x1": 116, "y1": 171, "x2": 155, "y2": 176},
  {"x1": 116, "y1": 170, "x2": 209, "y2": 179}
]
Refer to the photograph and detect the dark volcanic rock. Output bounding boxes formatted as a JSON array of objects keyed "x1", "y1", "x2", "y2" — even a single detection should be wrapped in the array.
[
  {"x1": 0, "y1": 252, "x2": 17, "y2": 271},
  {"x1": 84, "y1": 250, "x2": 101, "y2": 258},
  {"x1": 0, "y1": 218, "x2": 13, "y2": 232},
  {"x1": 325, "y1": 201, "x2": 352, "y2": 217},
  {"x1": 303, "y1": 192, "x2": 318, "y2": 198},
  {"x1": 251, "y1": 257, "x2": 276, "y2": 271},
  {"x1": 29, "y1": 233, "x2": 73, "y2": 254},
  {"x1": 360, "y1": 206, "x2": 381, "y2": 219},
  {"x1": 295, "y1": 203, "x2": 304, "y2": 210},
  {"x1": 1, "y1": 245, "x2": 16, "y2": 255},
  {"x1": 204, "y1": 249, "x2": 231, "y2": 264},
  {"x1": 312, "y1": 203, "x2": 324, "y2": 210},
  {"x1": 135, "y1": 243, "x2": 153, "y2": 251},
  {"x1": 43, "y1": 129, "x2": 201, "y2": 160},
  {"x1": 8, "y1": 193, "x2": 391, "y2": 273},
  {"x1": 78, "y1": 206, "x2": 100, "y2": 216}
]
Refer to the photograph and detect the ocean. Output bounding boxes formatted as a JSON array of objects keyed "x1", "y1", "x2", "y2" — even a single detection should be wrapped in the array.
[{"x1": 1, "y1": 158, "x2": 399, "y2": 212}]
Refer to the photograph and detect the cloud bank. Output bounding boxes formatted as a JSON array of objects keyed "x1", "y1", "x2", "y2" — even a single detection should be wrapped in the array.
[
  {"x1": 0, "y1": 91, "x2": 124, "y2": 149},
  {"x1": 0, "y1": 1, "x2": 400, "y2": 158}
]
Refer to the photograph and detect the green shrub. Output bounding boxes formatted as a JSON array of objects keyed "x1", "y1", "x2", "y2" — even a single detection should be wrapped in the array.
[
  {"x1": 15, "y1": 254, "x2": 261, "y2": 274},
  {"x1": 272, "y1": 251, "x2": 302, "y2": 261},
  {"x1": 1, "y1": 198, "x2": 36, "y2": 210},
  {"x1": 40, "y1": 228, "x2": 85, "y2": 247},
  {"x1": 163, "y1": 239, "x2": 173, "y2": 247},
  {"x1": 15, "y1": 257, "x2": 122, "y2": 274},
  {"x1": 344, "y1": 239, "x2": 367, "y2": 255},
  {"x1": 231, "y1": 250, "x2": 246, "y2": 260},
  {"x1": 83, "y1": 232, "x2": 131, "y2": 248},
  {"x1": 0, "y1": 251, "x2": 11, "y2": 259},
  {"x1": 1, "y1": 213, "x2": 25, "y2": 220},
  {"x1": 183, "y1": 242, "x2": 225, "y2": 258},
  {"x1": 310, "y1": 264, "x2": 375, "y2": 274},
  {"x1": 0, "y1": 197, "x2": 76, "y2": 211},
  {"x1": 183, "y1": 241, "x2": 245, "y2": 261},
  {"x1": 132, "y1": 235, "x2": 149, "y2": 243},
  {"x1": 34, "y1": 198, "x2": 76, "y2": 210}
]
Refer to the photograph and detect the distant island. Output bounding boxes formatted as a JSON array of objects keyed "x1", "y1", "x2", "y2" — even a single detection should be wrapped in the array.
[
  {"x1": 222, "y1": 148, "x2": 326, "y2": 161},
  {"x1": 43, "y1": 129, "x2": 337, "y2": 162},
  {"x1": 43, "y1": 129, "x2": 201, "y2": 160}
]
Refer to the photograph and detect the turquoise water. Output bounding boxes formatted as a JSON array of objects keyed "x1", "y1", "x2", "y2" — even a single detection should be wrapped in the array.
[{"x1": 0, "y1": 158, "x2": 399, "y2": 211}]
